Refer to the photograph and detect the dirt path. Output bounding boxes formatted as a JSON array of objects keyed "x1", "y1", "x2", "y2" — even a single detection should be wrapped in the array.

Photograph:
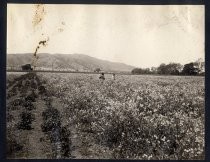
[
  {"x1": 26, "y1": 99, "x2": 53, "y2": 158},
  {"x1": 69, "y1": 125, "x2": 83, "y2": 158},
  {"x1": 7, "y1": 73, "x2": 68, "y2": 159}
]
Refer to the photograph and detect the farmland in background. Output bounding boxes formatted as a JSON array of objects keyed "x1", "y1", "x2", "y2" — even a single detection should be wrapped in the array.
[{"x1": 6, "y1": 72, "x2": 205, "y2": 159}]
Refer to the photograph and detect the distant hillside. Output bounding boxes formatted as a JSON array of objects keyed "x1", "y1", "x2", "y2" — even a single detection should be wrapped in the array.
[{"x1": 7, "y1": 53, "x2": 135, "y2": 72}]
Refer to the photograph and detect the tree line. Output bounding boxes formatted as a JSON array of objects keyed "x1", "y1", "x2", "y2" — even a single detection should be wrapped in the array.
[{"x1": 131, "y1": 60, "x2": 205, "y2": 76}]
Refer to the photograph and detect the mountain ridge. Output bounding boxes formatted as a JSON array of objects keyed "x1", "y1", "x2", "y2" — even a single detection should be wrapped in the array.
[{"x1": 7, "y1": 53, "x2": 135, "y2": 72}]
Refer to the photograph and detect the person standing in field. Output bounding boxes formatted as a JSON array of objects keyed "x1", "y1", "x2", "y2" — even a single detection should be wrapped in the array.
[
  {"x1": 99, "y1": 72, "x2": 105, "y2": 81},
  {"x1": 112, "y1": 73, "x2": 116, "y2": 80}
]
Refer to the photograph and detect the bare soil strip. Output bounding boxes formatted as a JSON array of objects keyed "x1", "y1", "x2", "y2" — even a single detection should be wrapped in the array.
[{"x1": 7, "y1": 73, "x2": 71, "y2": 159}]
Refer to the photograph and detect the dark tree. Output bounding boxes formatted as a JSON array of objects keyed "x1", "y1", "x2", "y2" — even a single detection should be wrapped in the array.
[
  {"x1": 157, "y1": 63, "x2": 167, "y2": 74},
  {"x1": 157, "y1": 63, "x2": 182, "y2": 75},
  {"x1": 131, "y1": 68, "x2": 151, "y2": 74},
  {"x1": 166, "y1": 63, "x2": 182, "y2": 75},
  {"x1": 182, "y1": 62, "x2": 199, "y2": 75}
]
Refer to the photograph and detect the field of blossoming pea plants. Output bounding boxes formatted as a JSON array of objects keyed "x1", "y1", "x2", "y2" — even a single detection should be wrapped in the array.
[{"x1": 6, "y1": 72, "x2": 205, "y2": 160}]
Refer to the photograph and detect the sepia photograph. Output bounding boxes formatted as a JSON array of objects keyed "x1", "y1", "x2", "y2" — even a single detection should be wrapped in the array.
[{"x1": 6, "y1": 4, "x2": 205, "y2": 159}]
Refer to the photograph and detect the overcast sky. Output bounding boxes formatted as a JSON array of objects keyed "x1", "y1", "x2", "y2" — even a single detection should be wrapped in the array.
[{"x1": 7, "y1": 4, "x2": 204, "y2": 68}]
